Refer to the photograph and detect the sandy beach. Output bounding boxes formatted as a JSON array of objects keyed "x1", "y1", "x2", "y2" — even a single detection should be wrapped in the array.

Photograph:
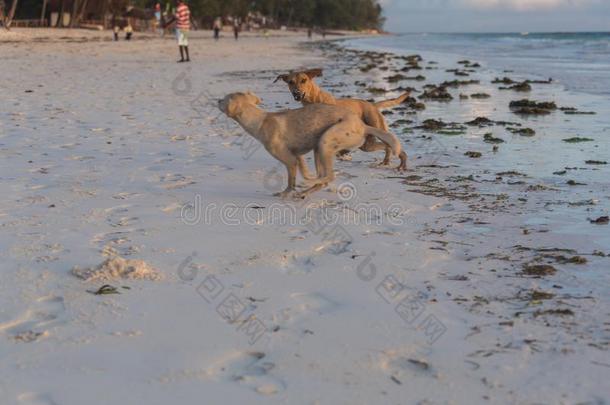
[{"x1": 1, "y1": 28, "x2": 609, "y2": 405}]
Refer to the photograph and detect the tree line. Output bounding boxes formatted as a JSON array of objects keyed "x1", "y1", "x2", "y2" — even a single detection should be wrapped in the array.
[
  {"x1": 181, "y1": 0, "x2": 385, "y2": 30},
  {"x1": 3, "y1": 0, "x2": 384, "y2": 30}
]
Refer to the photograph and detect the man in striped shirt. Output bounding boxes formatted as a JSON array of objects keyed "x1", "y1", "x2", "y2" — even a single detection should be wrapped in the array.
[{"x1": 175, "y1": 0, "x2": 191, "y2": 62}]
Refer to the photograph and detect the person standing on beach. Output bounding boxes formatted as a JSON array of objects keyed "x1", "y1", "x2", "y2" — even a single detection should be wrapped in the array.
[
  {"x1": 175, "y1": 0, "x2": 191, "y2": 63},
  {"x1": 233, "y1": 18, "x2": 240, "y2": 40},
  {"x1": 154, "y1": 3, "x2": 162, "y2": 35},
  {"x1": 213, "y1": 17, "x2": 221, "y2": 41}
]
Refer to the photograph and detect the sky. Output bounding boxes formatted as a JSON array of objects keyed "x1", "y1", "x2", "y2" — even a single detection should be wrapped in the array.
[{"x1": 380, "y1": 0, "x2": 610, "y2": 33}]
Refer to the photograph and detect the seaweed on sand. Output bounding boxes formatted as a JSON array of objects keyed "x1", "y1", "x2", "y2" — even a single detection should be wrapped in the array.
[
  {"x1": 563, "y1": 137, "x2": 594, "y2": 143},
  {"x1": 507, "y1": 127, "x2": 535, "y2": 136},
  {"x1": 483, "y1": 133, "x2": 504, "y2": 144},
  {"x1": 499, "y1": 82, "x2": 532, "y2": 92},
  {"x1": 470, "y1": 93, "x2": 491, "y2": 99},
  {"x1": 522, "y1": 264, "x2": 557, "y2": 276},
  {"x1": 419, "y1": 85, "x2": 453, "y2": 101},
  {"x1": 510, "y1": 99, "x2": 557, "y2": 115},
  {"x1": 440, "y1": 79, "x2": 480, "y2": 88}
]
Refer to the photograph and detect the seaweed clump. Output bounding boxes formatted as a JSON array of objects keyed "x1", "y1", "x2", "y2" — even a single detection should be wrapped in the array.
[
  {"x1": 507, "y1": 127, "x2": 536, "y2": 136},
  {"x1": 500, "y1": 81, "x2": 532, "y2": 92},
  {"x1": 419, "y1": 85, "x2": 453, "y2": 101},
  {"x1": 510, "y1": 99, "x2": 557, "y2": 115}
]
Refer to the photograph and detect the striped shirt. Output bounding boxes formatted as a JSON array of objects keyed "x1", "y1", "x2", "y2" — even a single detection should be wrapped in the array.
[{"x1": 175, "y1": 3, "x2": 190, "y2": 30}]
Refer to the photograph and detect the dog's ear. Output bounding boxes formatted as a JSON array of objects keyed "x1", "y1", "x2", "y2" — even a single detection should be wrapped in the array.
[
  {"x1": 226, "y1": 98, "x2": 238, "y2": 117},
  {"x1": 304, "y1": 68, "x2": 323, "y2": 79},
  {"x1": 273, "y1": 74, "x2": 290, "y2": 83},
  {"x1": 245, "y1": 91, "x2": 262, "y2": 105}
]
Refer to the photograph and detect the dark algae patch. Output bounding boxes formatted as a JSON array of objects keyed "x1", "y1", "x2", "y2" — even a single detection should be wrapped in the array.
[
  {"x1": 562, "y1": 137, "x2": 594, "y2": 143},
  {"x1": 419, "y1": 85, "x2": 453, "y2": 101},
  {"x1": 483, "y1": 133, "x2": 504, "y2": 144},
  {"x1": 87, "y1": 284, "x2": 122, "y2": 295},
  {"x1": 589, "y1": 216, "x2": 609, "y2": 225},
  {"x1": 507, "y1": 127, "x2": 535, "y2": 136},
  {"x1": 522, "y1": 264, "x2": 557, "y2": 276},
  {"x1": 500, "y1": 82, "x2": 532, "y2": 92},
  {"x1": 530, "y1": 290, "x2": 555, "y2": 300},
  {"x1": 509, "y1": 99, "x2": 557, "y2": 115},
  {"x1": 533, "y1": 309, "x2": 574, "y2": 317}
]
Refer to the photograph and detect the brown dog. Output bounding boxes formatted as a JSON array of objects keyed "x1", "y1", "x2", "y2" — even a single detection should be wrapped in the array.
[
  {"x1": 275, "y1": 68, "x2": 408, "y2": 170},
  {"x1": 218, "y1": 92, "x2": 404, "y2": 198}
]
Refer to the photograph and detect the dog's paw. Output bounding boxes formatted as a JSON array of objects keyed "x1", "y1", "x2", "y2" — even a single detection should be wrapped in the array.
[
  {"x1": 374, "y1": 160, "x2": 391, "y2": 167},
  {"x1": 336, "y1": 153, "x2": 353, "y2": 161},
  {"x1": 299, "y1": 178, "x2": 320, "y2": 188},
  {"x1": 273, "y1": 190, "x2": 296, "y2": 199}
]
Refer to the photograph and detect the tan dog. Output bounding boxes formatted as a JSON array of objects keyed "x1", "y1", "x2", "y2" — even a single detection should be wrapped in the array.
[
  {"x1": 274, "y1": 68, "x2": 408, "y2": 170},
  {"x1": 218, "y1": 92, "x2": 404, "y2": 198}
]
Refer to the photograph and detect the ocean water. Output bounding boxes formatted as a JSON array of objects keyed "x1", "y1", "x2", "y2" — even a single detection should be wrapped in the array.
[
  {"x1": 331, "y1": 31, "x2": 610, "y2": 255},
  {"x1": 344, "y1": 32, "x2": 610, "y2": 96}
]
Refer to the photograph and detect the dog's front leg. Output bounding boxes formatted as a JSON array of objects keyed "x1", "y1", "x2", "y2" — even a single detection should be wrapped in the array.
[
  {"x1": 296, "y1": 141, "x2": 336, "y2": 198},
  {"x1": 273, "y1": 158, "x2": 298, "y2": 198},
  {"x1": 297, "y1": 155, "x2": 316, "y2": 181}
]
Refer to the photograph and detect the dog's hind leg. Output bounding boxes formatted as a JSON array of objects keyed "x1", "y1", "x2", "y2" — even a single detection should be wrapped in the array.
[
  {"x1": 297, "y1": 124, "x2": 358, "y2": 198},
  {"x1": 361, "y1": 109, "x2": 393, "y2": 165},
  {"x1": 297, "y1": 150, "x2": 335, "y2": 198}
]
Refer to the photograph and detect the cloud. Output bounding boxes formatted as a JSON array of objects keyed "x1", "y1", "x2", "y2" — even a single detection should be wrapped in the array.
[
  {"x1": 380, "y1": 0, "x2": 599, "y2": 12},
  {"x1": 462, "y1": 0, "x2": 597, "y2": 11}
]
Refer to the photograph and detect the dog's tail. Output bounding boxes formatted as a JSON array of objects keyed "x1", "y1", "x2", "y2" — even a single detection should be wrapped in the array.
[
  {"x1": 365, "y1": 126, "x2": 402, "y2": 157},
  {"x1": 373, "y1": 91, "x2": 411, "y2": 110}
]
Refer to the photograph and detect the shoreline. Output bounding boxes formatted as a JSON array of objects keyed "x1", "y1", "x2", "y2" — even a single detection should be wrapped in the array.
[{"x1": 0, "y1": 29, "x2": 608, "y2": 404}]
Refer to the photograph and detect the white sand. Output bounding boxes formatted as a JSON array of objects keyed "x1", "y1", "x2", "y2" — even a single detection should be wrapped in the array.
[{"x1": 0, "y1": 28, "x2": 608, "y2": 404}]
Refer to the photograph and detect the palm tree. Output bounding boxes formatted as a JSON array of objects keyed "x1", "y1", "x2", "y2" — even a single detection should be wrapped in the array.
[
  {"x1": 0, "y1": 0, "x2": 17, "y2": 30},
  {"x1": 4, "y1": 0, "x2": 19, "y2": 29},
  {"x1": 41, "y1": 0, "x2": 48, "y2": 25}
]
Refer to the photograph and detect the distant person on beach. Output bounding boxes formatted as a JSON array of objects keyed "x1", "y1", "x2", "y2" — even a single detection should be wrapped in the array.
[
  {"x1": 175, "y1": 0, "x2": 191, "y2": 62},
  {"x1": 154, "y1": 3, "x2": 162, "y2": 35},
  {"x1": 213, "y1": 17, "x2": 221, "y2": 41},
  {"x1": 113, "y1": 25, "x2": 120, "y2": 41},
  {"x1": 233, "y1": 19, "x2": 240, "y2": 40},
  {"x1": 125, "y1": 24, "x2": 133, "y2": 40},
  {"x1": 308, "y1": 27, "x2": 312, "y2": 39}
]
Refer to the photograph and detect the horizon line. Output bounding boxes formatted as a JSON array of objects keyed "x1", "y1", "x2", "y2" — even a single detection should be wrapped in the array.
[{"x1": 388, "y1": 30, "x2": 610, "y2": 35}]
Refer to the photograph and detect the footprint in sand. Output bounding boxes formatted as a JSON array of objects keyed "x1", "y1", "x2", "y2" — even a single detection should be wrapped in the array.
[
  {"x1": 379, "y1": 350, "x2": 438, "y2": 381},
  {"x1": 18, "y1": 392, "x2": 58, "y2": 405},
  {"x1": 207, "y1": 351, "x2": 284, "y2": 396},
  {"x1": 0, "y1": 296, "x2": 66, "y2": 342},
  {"x1": 104, "y1": 205, "x2": 139, "y2": 228},
  {"x1": 273, "y1": 292, "x2": 340, "y2": 327}
]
